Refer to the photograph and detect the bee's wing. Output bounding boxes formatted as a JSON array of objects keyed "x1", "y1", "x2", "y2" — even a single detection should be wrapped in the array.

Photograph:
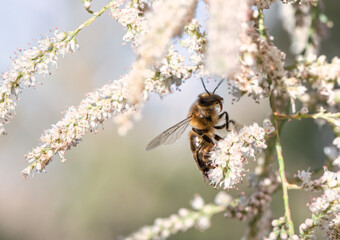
[{"x1": 146, "y1": 117, "x2": 191, "y2": 151}]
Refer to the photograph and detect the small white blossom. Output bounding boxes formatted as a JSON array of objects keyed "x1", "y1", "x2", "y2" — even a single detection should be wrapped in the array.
[
  {"x1": 300, "y1": 106, "x2": 309, "y2": 114},
  {"x1": 265, "y1": 216, "x2": 291, "y2": 240},
  {"x1": 324, "y1": 137, "x2": 340, "y2": 168},
  {"x1": 196, "y1": 216, "x2": 211, "y2": 231},
  {"x1": 297, "y1": 169, "x2": 314, "y2": 190},
  {"x1": 84, "y1": 1, "x2": 91, "y2": 10},
  {"x1": 214, "y1": 191, "x2": 232, "y2": 207},
  {"x1": 263, "y1": 119, "x2": 275, "y2": 134},
  {"x1": 191, "y1": 194, "x2": 205, "y2": 210}
]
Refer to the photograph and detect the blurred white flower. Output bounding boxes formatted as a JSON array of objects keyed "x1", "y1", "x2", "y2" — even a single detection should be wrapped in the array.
[
  {"x1": 124, "y1": 194, "x2": 225, "y2": 240},
  {"x1": 196, "y1": 216, "x2": 211, "y2": 231},
  {"x1": 125, "y1": 0, "x2": 198, "y2": 104},
  {"x1": 191, "y1": 194, "x2": 205, "y2": 210},
  {"x1": 214, "y1": 191, "x2": 232, "y2": 207},
  {"x1": 206, "y1": 0, "x2": 248, "y2": 77}
]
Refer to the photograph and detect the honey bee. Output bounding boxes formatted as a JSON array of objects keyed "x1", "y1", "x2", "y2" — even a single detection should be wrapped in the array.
[{"x1": 146, "y1": 79, "x2": 233, "y2": 180}]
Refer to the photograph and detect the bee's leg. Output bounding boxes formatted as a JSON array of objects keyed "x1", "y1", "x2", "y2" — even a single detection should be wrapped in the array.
[
  {"x1": 190, "y1": 131, "x2": 214, "y2": 178},
  {"x1": 214, "y1": 134, "x2": 223, "y2": 141},
  {"x1": 196, "y1": 142, "x2": 214, "y2": 181},
  {"x1": 195, "y1": 135, "x2": 213, "y2": 165},
  {"x1": 215, "y1": 111, "x2": 235, "y2": 131},
  {"x1": 202, "y1": 134, "x2": 213, "y2": 144},
  {"x1": 192, "y1": 128, "x2": 209, "y2": 136},
  {"x1": 214, "y1": 124, "x2": 225, "y2": 129}
]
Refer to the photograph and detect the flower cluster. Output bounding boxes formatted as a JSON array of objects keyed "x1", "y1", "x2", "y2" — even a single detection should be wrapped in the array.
[
  {"x1": 22, "y1": 13, "x2": 211, "y2": 176},
  {"x1": 121, "y1": 18, "x2": 207, "y2": 132},
  {"x1": 143, "y1": 18, "x2": 208, "y2": 96},
  {"x1": 264, "y1": 217, "x2": 298, "y2": 240},
  {"x1": 292, "y1": 55, "x2": 340, "y2": 108},
  {"x1": 143, "y1": 45, "x2": 196, "y2": 96},
  {"x1": 226, "y1": 173, "x2": 279, "y2": 239},
  {"x1": 110, "y1": 0, "x2": 146, "y2": 44},
  {"x1": 226, "y1": 173, "x2": 279, "y2": 220},
  {"x1": 125, "y1": 0, "x2": 198, "y2": 104},
  {"x1": 308, "y1": 170, "x2": 340, "y2": 233},
  {"x1": 0, "y1": 30, "x2": 79, "y2": 135},
  {"x1": 22, "y1": 77, "x2": 134, "y2": 176},
  {"x1": 117, "y1": 16, "x2": 207, "y2": 130},
  {"x1": 180, "y1": 19, "x2": 207, "y2": 65},
  {"x1": 2, "y1": 0, "x2": 339, "y2": 238},
  {"x1": 229, "y1": 8, "x2": 286, "y2": 102},
  {"x1": 296, "y1": 169, "x2": 340, "y2": 239},
  {"x1": 123, "y1": 193, "x2": 231, "y2": 240},
  {"x1": 208, "y1": 121, "x2": 270, "y2": 189},
  {"x1": 272, "y1": 54, "x2": 340, "y2": 114}
]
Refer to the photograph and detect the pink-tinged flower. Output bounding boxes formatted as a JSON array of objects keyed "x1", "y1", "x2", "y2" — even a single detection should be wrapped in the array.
[
  {"x1": 297, "y1": 169, "x2": 314, "y2": 191},
  {"x1": 298, "y1": 169, "x2": 340, "y2": 239},
  {"x1": 208, "y1": 123, "x2": 269, "y2": 189},
  {"x1": 295, "y1": 55, "x2": 340, "y2": 107},
  {"x1": 22, "y1": 77, "x2": 136, "y2": 176},
  {"x1": 0, "y1": 30, "x2": 79, "y2": 134},
  {"x1": 125, "y1": 0, "x2": 198, "y2": 104},
  {"x1": 228, "y1": 8, "x2": 286, "y2": 102}
]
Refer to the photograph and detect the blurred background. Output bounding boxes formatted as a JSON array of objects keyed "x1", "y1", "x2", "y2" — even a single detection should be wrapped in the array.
[{"x1": 0, "y1": 0, "x2": 339, "y2": 239}]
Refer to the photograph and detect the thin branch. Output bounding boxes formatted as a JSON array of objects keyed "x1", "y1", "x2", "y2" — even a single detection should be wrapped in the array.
[
  {"x1": 270, "y1": 95, "x2": 295, "y2": 237},
  {"x1": 72, "y1": 0, "x2": 116, "y2": 37},
  {"x1": 273, "y1": 111, "x2": 340, "y2": 120}
]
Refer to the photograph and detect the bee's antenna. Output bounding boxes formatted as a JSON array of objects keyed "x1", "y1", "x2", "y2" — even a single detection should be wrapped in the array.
[
  {"x1": 213, "y1": 79, "x2": 224, "y2": 94},
  {"x1": 201, "y1": 78, "x2": 210, "y2": 95}
]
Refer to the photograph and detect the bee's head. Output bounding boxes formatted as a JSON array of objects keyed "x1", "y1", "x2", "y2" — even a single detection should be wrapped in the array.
[
  {"x1": 198, "y1": 93, "x2": 223, "y2": 111},
  {"x1": 198, "y1": 78, "x2": 224, "y2": 111}
]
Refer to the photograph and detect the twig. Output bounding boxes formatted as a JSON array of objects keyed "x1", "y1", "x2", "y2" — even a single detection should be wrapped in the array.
[{"x1": 270, "y1": 95, "x2": 295, "y2": 237}]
